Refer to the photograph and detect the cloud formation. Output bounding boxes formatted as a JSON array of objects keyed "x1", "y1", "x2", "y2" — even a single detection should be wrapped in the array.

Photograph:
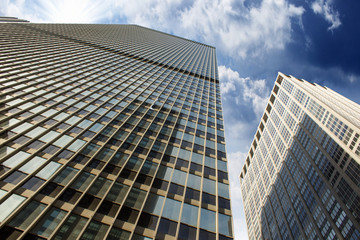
[
  {"x1": 117, "y1": 0, "x2": 305, "y2": 58},
  {"x1": 0, "y1": 0, "x2": 113, "y2": 23},
  {"x1": 1, "y1": 0, "x2": 305, "y2": 60},
  {"x1": 219, "y1": 65, "x2": 269, "y2": 119},
  {"x1": 311, "y1": 0, "x2": 341, "y2": 31},
  {"x1": 227, "y1": 151, "x2": 249, "y2": 240}
]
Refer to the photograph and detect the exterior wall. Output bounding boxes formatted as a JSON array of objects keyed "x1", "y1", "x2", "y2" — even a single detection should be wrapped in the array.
[
  {"x1": 0, "y1": 23, "x2": 233, "y2": 239},
  {"x1": 240, "y1": 72, "x2": 360, "y2": 240}
]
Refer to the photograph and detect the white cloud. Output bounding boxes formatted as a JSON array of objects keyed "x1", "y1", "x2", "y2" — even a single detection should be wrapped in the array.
[
  {"x1": 178, "y1": 0, "x2": 305, "y2": 58},
  {"x1": 227, "y1": 151, "x2": 249, "y2": 240},
  {"x1": 219, "y1": 65, "x2": 269, "y2": 119},
  {"x1": 0, "y1": 0, "x2": 113, "y2": 23},
  {"x1": 311, "y1": 0, "x2": 341, "y2": 31},
  {"x1": 0, "y1": 0, "x2": 305, "y2": 59}
]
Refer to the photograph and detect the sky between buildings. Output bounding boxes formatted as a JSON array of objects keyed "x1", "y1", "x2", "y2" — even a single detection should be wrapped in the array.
[{"x1": 1, "y1": 0, "x2": 360, "y2": 239}]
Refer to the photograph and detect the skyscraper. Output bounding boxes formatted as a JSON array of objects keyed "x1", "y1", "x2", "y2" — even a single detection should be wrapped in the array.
[
  {"x1": 240, "y1": 72, "x2": 360, "y2": 239},
  {"x1": 0, "y1": 22, "x2": 233, "y2": 239}
]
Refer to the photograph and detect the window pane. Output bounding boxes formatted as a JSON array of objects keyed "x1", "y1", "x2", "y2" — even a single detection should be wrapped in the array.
[
  {"x1": 2, "y1": 151, "x2": 30, "y2": 168},
  {"x1": 200, "y1": 208, "x2": 216, "y2": 232},
  {"x1": 171, "y1": 169, "x2": 187, "y2": 186},
  {"x1": 218, "y1": 182, "x2": 230, "y2": 199},
  {"x1": 54, "y1": 214, "x2": 88, "y2": 240},
  {"x1": 36, "y1": 161, "x2": 62, "y2": 179},
  {"x1": 181, "y1": 203, "x2": 198, "y2": 227},
  {"x1": 156, "y1": 165, "x2": 172, "y2": 181},
  {"x1": 53, "y1": 135, "x2": 74, "y2": 147},
  {"x1": 162, "y1": 198, "x2": 181, "y2": 221},
  {"x1": 124, "y1": 188, "x2": 146, "y2": 210},
  {"x1": 143, "y1": 193, "x2": 164, "y2": 215},
  {"x1": 106, "y1": 182, "x2": 129, "y2": 204},
  {"x1": 0, "y1": 194, "x2": 26, "y2": 222},
  {"x1": 80, "y1": 220, "x2": 109, "y2": 240},
  {"x1": 53, "y1": 166, "x2": 79, "y2": 185},
  {"x1": 191, "y1": 152, "x2": 203, "y2": 164},
  {"x1": 19, "y1": 156, "x2": 46, "y2": 174},
  {"x1": 71, "y1": 172, "x2": 95, "y2": 192},
  {"x1": 31, "y1": 207, "x2": 67, "y2": 237},
  {"x1": 218, "y1": 213, "x2": 233, "y2": 236},
  {"x1": 88, "y1": 177, "x2": 112, "y2": 198},
  {"x1": 67, "y1": 139, "x2": 86, "y2": 152},
  {"x1": 187, "y1": 174, "x2": 201, "y2": 190},
  {"x1": 203, "y1": 178, "x2": 216, "y2": 195},
  {"x1": 9, "y1": 201, "x2": 47, "y2": 229},
  {"x1": 107, "y1": 227, "x2": 131, "y2": 240}
]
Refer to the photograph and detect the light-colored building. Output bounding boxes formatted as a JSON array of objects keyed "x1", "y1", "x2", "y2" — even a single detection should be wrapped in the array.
[
  {"x1": 0, "y1": 22, "x2": 233, "y2": 239},
  {"x1": 240, "y1": 72, "x2": 360, "y2": 239}
]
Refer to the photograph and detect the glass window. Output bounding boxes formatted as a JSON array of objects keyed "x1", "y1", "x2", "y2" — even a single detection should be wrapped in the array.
[
  {"x1": 68, "y1": 139, "x2": 86, "y2": 152},
  {"x1": 53, "y1": 135, "x2": 74, "y2": 147},
  {"x1": 88, "y1": 177, "x2": 112, "y2": 198},
  {"x1": 205, "y1": 156, "x2": 215, "y2": 168},
  {"x1": 31, "y1": 207, "x2": 67, "y2": 237},
  {"x1": 178, "y1": 149, "x2": 191, "y2": 160},
  {"x1": 25, "y1": 126, "x2": 47, "y2": 138},
  {"x1": 78, "y1": 119, "x2": 93, "y2": 129},
  {"x1": 54, "y1": 214, "x2": 88, "y2": 240},
  {"x1": 53, "y1": 112, "x2": 69, "y2": 121},
  {"x1": 178, "y1": 224, "x2": 197, "y2": 240},
  {"x1": 107, "y1": 227, "x2": 131, "y2": 240},
  {"x1": 162, "y1": 198, "x2": 181, "y2": 221},
  {"x1": 124, "y1": 188, "x2": 146, "y2": 210},
  {"x1": 65, "y1": 116, "x2": 81, "y2": 124},
  {"x1": 0, "y1": 146, "x2": 15, "y2": 159},
  {"x1": 39, "y1": 130, "x2": 60, "y2": 142},
  {"x1": 53, "y1": 166, "x2": 79, "y2": 185},
  {"x1": 143, "y1": 193, "x2": 165, "y2": 215},
  {"x1": 218, "y1": 213, "x2": 233, "y2": 236},
  {"x1": 218, "y1": 182, "x2": 230, "y2": 199},
  {"x1": 0, "y1": 194, "x2": 26, "y2": 222},
  {"x1": 200, "y1": 208, "x2": 216, "y2": 232},
  {"x1": 165, "y1": 145, "x2": 179, "y2": 157},
  {"x1": 106, "y1": 182, "x2": 129, "y2": 204},
  {"x1": 11, "y1": 122, "x2": 33, "y2": 133},
  {"x1": 218, "y1": 160, "x2": 227, "y2": 172},
  {"x1": 36, "y1": 161, "x2": 62, "y2": 179},
  {"x1": 195, "y1": 136, "x2": 204, "y2": 146},
  {"x1": 2, "y1": 151, "x2": 30, "y2": 168},
  {"x1": 89, "y1": 123, "x2": 104, "y2": 132},
  {"x1": 181, "y1": 203, "x2": 198, "y2": 227},
  {"x1": 187, "y1": 174, "x2": 201, "y2": 190},
  {"x1": 71, "y1": 172, "x2": 95, "y2": 192},
  {"x1": 203, "y1": 178, "x2": 216, "y2": 194},
  {"x1": 156, "y1": 165, "x2": 172, "y2": 181},
  {"x1": 95, "y1": 148, "x2": 114, "y2": 161},
  {"x1": 9, "y1": 201, "x2": 47, "y2": 229},
  {"x1": 171, "y1": 169, "x2": 187, "y2": 186},
  {"x1": 22, "y1": 177, "x2": 45, "y2": 191},
  {"x1": 19, "y1": 156, "x2": 46, "y2": 174},
  {"x1": 81, "y1": 143, "x2": 100, "y2": 156},
  {"x1": 0, "y1": 189, "x2": 7, "y2": 198},
  {"x1": 191, "y1": 152, "x2": 203, "y2": 164},
  {"x1": 80, "y1": 220, "x2": 109, "y2": 240}
]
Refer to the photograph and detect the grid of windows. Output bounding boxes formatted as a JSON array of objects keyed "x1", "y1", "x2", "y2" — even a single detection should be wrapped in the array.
[
  {"x1": 0, "y1": 23, "x2": 233, "y2": 239},
  {"x1": 240, "y1": 73, "x2": 360, "y2": 239}
]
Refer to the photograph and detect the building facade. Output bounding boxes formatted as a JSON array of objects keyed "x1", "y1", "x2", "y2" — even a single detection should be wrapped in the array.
[
  {"x1": 0, "y1": 22, "x2": 233, "y2": 239},
  {"x1": 240, "y1": 72, "x2": 360, "y2": 239}
]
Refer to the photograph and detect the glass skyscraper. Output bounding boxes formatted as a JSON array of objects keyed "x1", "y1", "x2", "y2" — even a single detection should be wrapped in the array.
[
  {"x1": 240, "y1": 72, "x2": 360, "y2": 239},
  {"x1": 0, "y1": 22, "x2": 233, "y2": 239}
]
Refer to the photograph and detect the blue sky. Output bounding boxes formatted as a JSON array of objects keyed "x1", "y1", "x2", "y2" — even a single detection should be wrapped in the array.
[{"x1": 2, "y1": 0, "x2": 359, "y2": 239}]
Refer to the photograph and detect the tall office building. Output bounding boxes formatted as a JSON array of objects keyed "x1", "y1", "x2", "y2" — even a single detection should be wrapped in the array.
[
  {"x1": 0, "y1": 22, "x2": 233, "y2": 239},
  {"x1": 240, "y1": 72, "x2": 360, "y2": 239}
]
